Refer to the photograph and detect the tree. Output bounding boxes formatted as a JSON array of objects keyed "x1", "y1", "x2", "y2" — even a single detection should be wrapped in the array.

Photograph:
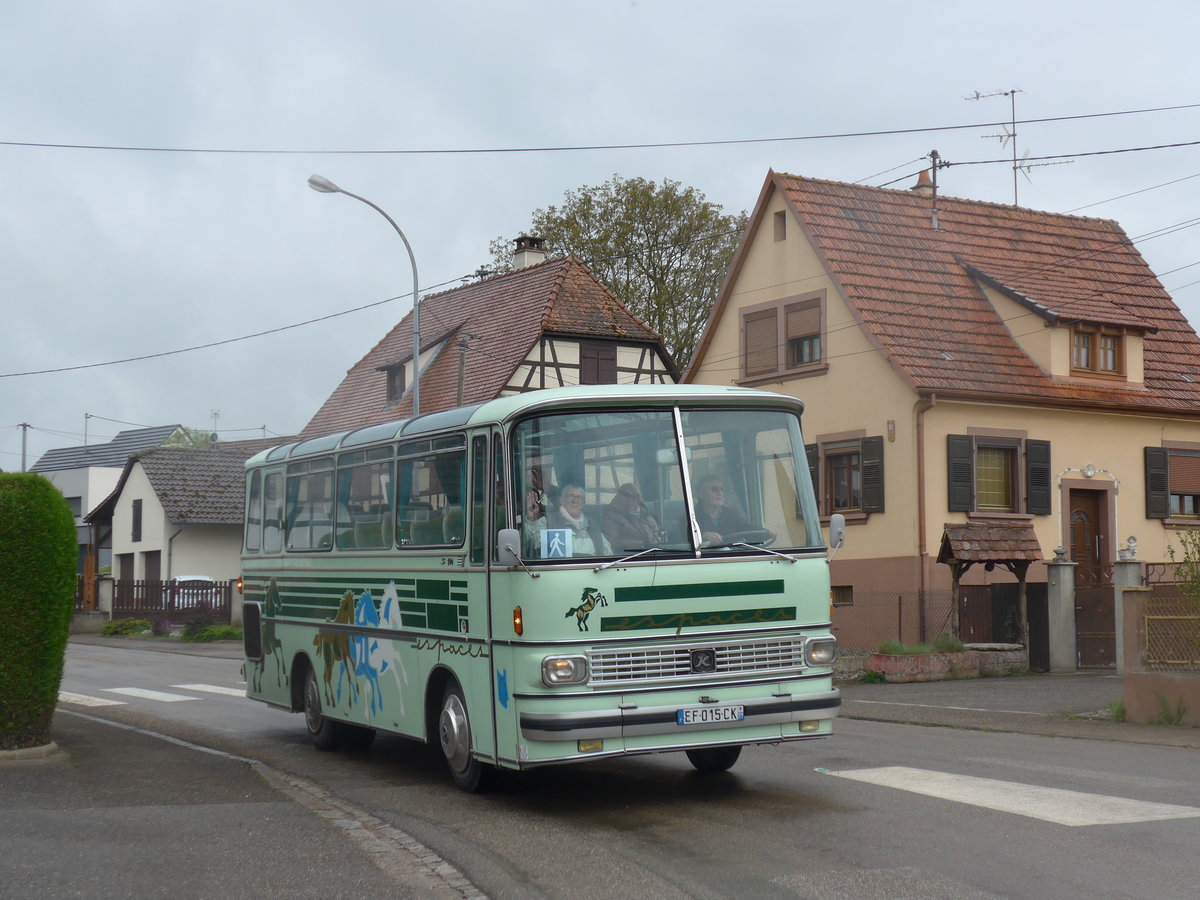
[
  {"x1": 0, "y1": 473, "x2": 77, "y2": 751},
  {"x1": 492, "y1": 175, "x2": 748, "y2": 369},
  {"x1": 162, "y1": 427, "x2": 218, "y2": 449}
]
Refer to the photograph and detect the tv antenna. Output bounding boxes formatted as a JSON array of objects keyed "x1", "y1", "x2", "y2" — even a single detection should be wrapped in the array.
[{"x1": 966, "y1": 88, "x2": 1025, "y2": 204}]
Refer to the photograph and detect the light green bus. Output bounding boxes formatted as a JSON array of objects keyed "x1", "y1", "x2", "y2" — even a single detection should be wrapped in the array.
[{"x1": 241, "y1": 384, "x2": 843, "y2": 790}]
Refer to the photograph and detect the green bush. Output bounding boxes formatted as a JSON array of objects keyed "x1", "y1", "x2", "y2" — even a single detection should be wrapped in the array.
[
  {"x1": 0, "y1": 474, "x2": 78, "y2": 750},
  {"x1": 181, "y1": 623, "x2": 243, "y2": 643},
  {"x1": 876, "y1": 634, "x2": 965, "y2": 655},
  {"x1": 101, "y1": 618, "x2": 152, "y2": 637}
]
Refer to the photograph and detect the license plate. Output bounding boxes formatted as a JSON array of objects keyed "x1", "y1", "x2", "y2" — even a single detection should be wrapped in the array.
[{"x1": 676, "y1": 704, "x2": 745, "y2": 726}]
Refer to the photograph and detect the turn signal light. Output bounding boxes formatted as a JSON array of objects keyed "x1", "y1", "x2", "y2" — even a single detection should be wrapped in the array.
[
  {"x1": 578, "y1": 739, "x2": 604, "y2": 753},
  {"x1": 513, "y1": 605, "x2": 523, "y2": 636},
  {"x1": 236, "y1": 576, "x2": 244, "y2": 595}
]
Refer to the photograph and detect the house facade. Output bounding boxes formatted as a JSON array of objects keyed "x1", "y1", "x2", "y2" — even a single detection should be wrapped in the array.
[
  {"x1": 302, "y1": 238, "x2": 677, "y2": 438},
  {"x1": 686, "y1": 170, "x2": 1200, "y2": 657},
  {"x1": 88, "y1": 447, "x2": 251, "y2": 586},
  {"x1": 30, "y1": 425, "x2": 183, "y2": 595}
]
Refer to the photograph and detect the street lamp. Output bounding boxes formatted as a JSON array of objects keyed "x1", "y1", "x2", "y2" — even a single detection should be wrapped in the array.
[{"x1": 307, "y1": 174, "x2": 422, "y2": 416}]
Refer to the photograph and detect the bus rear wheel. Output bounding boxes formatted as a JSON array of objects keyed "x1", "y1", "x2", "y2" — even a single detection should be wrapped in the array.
[
  {"x1": 686, "y1": 745, "x2": 742, "y2": 773},
  {"x1": 303, "y1": 667, "x2": 343, "y2": 751},
  {"x1": 437, "y1": 683, "x2": 495, "y2": 792}
]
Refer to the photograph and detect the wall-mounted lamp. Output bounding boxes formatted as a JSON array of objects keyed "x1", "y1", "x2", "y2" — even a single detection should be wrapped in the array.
[{"x1": 1082, "y1": 464, "x2": 1097, "y2": 478}]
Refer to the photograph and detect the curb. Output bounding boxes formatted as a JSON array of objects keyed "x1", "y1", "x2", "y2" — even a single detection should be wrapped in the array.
[{"x1": 0, "y1": 740, "x2": 68, "y2": 764}]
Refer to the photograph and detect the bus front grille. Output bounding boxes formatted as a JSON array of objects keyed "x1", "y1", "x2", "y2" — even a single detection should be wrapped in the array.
[{"x1": 589, "y1": 638, "x2": 807, "y2": 685}]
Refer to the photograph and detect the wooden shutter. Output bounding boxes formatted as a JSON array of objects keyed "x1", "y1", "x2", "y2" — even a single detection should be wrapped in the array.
[
  {"x1": 1145, "y1": 447, "x2": 1170, "y2": 518},
  {"x1": 861, "y1": 436, "x2": 884, "y2": 513},
  {"x1": 805, "y1": 443, "x2": 819, "y2": 504},
  {"x1": 1025, "y1": 439, "x2": 1051, "y2": 515},
  {"x1": 743, "y1": 309, "x2": 777, "y2": 377},
  {"x1": 947, "y1": 434, "x2": 974, "y2": 512},
  {"x1": 1167, "y1": 452, "x2": 1200, "y2": 493},
  {"x1": 580, "y1": 342, "x2": 617, "y2": 384}
]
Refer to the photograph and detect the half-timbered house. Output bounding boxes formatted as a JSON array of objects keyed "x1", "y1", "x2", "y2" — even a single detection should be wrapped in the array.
[{"x1": 301, "y1": 238, "x2": 677, "y2": 438}]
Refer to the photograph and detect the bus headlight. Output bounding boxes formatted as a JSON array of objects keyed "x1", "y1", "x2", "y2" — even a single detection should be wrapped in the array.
[
  {"x1": 804, "y1": 638, "x2": 838, "y2": 667},
  {"x1": 542, "y1": 655, "x2": 589, "y2": 686}
]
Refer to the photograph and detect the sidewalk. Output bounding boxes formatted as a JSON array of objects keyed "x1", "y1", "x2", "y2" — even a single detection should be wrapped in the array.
[{"x1": 839, "y1": 669, "x2": 1200, "y2": 749}]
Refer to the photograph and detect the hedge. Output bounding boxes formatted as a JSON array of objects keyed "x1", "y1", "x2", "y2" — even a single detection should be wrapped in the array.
[{"x1": 0, "y1": 473, "x2": 77, "y2": 750}]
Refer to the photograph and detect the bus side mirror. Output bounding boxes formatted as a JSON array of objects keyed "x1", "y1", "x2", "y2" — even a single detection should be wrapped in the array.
[
  {"x1": 498, "y1": 528, "x2": 522, "y2": 567},
  {"x1": 828, "y1": 513, "x2": 846, "y2": 552}
]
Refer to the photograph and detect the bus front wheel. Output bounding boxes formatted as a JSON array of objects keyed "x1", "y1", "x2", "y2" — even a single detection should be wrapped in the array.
[
  {"x1": 303, "y1": 667, "x2": 343, "y2": 751},
  {"x1": 686, "y1": 745, "x2": 742, "y2": 773},
  {"x1": 437, "y1": 683, "x2": 495, "y2": 792}
]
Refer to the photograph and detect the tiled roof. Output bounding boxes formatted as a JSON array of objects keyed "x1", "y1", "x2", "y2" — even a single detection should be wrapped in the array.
[
  {"x1": 30, "y1": 425, "x2": 181, "y2": 472},
  {"x1": 938, "y1": 521, "x2": 1043, "y2": 564},
  {"x1": 87, "y1": 447, "x2": 253, "y2": 525},
  {"x1": 301, "y1": 256, "x2": 666, "y2": 438},
  {"x1": 765, "y1": 172, "x2": 1200, "y2": 413}
]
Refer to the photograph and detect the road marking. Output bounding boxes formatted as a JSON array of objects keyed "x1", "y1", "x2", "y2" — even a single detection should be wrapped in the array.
[
  {"x1": 172, "y1": 683, "x2": 247, "y2": 697},
  {"x1": 822, "y1": 766, "x2": 1200, "y2": 826},
  {"x1": 102, "y1": 687, "x2": 199, "y2": 703},
  {"x1": 58, "y1": 691, "x2": 125, "y2": 707}
]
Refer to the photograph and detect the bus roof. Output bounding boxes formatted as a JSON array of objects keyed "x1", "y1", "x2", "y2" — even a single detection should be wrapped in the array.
[{"x1": 245, "y1": 384, "x2": 804, "y2": 467}]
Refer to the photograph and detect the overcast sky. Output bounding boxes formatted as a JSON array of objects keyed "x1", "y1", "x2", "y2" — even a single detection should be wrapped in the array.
[{"x1": 4, "y1": 1, "x2": 1199, "y2": 471}]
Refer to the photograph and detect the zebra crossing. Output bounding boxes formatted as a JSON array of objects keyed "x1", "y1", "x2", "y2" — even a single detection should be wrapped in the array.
[{"x1": 59, "y1": 682, "x2": 247, "y2": 708}]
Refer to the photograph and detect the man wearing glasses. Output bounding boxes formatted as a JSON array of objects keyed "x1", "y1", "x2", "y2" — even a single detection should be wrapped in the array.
[{"x1": 690, "y1": 474, "x2": 754, "y2": 546}]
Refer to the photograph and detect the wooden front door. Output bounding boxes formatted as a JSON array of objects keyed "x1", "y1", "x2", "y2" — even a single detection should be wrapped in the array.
[{"x1": 1069, "y1": 489, "x2": 1115, "y2": 667}]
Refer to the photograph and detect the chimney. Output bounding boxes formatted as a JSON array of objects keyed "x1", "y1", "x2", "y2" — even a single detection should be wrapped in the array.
[
  {"x1": 512, "y1": 235, "x2": 547, "y2": 269},
  {"x1": 911, "y1": 170, "x2": 935, "y2": 196}
]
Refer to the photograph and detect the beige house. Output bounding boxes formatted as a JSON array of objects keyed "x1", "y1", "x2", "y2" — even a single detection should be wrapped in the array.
[{"x1": 686, "y1": 170, "x2": 1200, "y2": 662}]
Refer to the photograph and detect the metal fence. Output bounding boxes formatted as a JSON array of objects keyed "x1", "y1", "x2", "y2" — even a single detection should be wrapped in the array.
[
  {"x1": 1144, "y1": 583, "x2": 1200, "y2": 672},
  {"x1": 111, "y1": 579, "x2": 234, "y2": 625}
]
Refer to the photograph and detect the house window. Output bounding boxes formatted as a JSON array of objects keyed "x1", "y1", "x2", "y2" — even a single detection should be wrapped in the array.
[
  {"x1": 1072, "y1": 327, "x2": 1123, "y2": 375},
  {"x1": 740, "y1": 292, "x2": 825, "y2": 381},
  {"x1": 976, "y1": 445, "x2": 1016, "y2": 512},
  {"x1": 385, "y1": 364, "x2": 406, "y2": 405},
  {"x1": 1145, "y1": 447, "x2": 1200, "y2": 518},
  {"x1": 831, "y1": 585, "x2": 854, "y2": 607},
  {"x1": 580, "y1": 342, "x2": 617, "y2": 384},
  {"x1": 947, "y1": 434, "x2": 1051, "y2": 515},
  {"x1": 773, "y1": 210, "x2": 787, "y2": 242},
  {"x1": 131, "y1": 499, "x2": 142, "y2": 542},
  {"x1": 807, "y1": 436, "x2": 884, "y2": 516},
  {"x1": 65, "y1": 496, "x2": 82, "y2": 518}
]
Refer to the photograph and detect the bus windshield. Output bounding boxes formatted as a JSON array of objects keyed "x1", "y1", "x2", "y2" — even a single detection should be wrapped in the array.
[{"x1": 512, "y1": 405, "x2": 822, "y2": 560}]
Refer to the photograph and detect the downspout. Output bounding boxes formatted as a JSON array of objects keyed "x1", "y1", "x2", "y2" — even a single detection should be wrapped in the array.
[
  {"x1": 166, "y1": 524, "x2": 184, "y2": 581},
  {"x1": 915, "y1": 394, "x2": 937, "y2": 603}
]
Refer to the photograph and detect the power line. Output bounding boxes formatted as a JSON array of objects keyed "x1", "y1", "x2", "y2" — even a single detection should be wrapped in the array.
[{"x1": 3, "y1": 103, "x2": 1199, "y2": 156}]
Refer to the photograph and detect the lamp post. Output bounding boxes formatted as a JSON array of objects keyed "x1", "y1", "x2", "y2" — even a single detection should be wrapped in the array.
[{"x1": 307, "y1": 174, "x2": 422, "y2": 417}]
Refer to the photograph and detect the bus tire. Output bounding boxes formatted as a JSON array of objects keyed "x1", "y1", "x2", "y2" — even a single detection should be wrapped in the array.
[
  {"x1": 303, "y1": 666, "x2": 343, "y2": 752},
  {"x1": 686, "y1": 745, "x2": 742, "y2": 773},
  {"x1": 437, "y1": 682, "x2": 495, "y2": 792}
]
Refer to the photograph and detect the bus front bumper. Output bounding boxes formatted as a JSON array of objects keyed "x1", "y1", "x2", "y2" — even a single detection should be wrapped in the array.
[{"x1": 518, "y1": 689, "x2": 841, "y2": 742}]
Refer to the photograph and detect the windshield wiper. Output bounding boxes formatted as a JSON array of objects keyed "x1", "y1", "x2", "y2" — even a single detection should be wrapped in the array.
[
  {"x1": 593, "y1": 547, "x2": 665, "y2": 573},
  {"x1": 726, "y1": 542, "x2": 799, "y2": 563}
]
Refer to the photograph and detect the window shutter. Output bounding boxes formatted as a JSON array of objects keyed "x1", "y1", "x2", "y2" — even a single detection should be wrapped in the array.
[
  {"x1": 580, "y1": 342, "x2": 617, "y2": 385},
  {"x1": 786, "y1": 300, "x2": 821, "y2": 339},
  {"x1": 861, "y1": 436, "x2": 884, "y2": 513},
  {"x1": 947, "y1": 434, "x2": 974, "y2": 512},
  {"x1": 1167, "y1": 453, "x2": 1200, "y2": 494},
  {"x1": 1025, "y1": 439, "x2": 1051, "y2": 515},
  {"x1": 1145, "y1": 447, "x2": 1170, "y2": 519},
  {"x1": 743, "y1": 309, "x2": 777, "y2": 377},
  {"x1": 805, "y1": 443, "x2": 819, "y2": 507}
]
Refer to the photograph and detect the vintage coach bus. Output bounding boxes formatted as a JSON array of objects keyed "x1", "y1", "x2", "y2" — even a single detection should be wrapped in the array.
[{"x1": 241, "y1": 385, "x2": 843, "y2": 790}]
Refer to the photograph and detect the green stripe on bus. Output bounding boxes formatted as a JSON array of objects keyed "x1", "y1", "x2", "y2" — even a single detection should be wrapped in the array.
[
  {"x1": 600, "y1": 606, "x2": 796, "y2": 631},
  {"x1": 613, "y1": 580, "x2": 785, "y2": 604}
]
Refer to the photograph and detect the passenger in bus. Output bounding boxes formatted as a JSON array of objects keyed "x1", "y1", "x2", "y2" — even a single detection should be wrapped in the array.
[
  {"x1": 524, "y1": 483, "x2": 610, "y2": 557},
  {"x1": 602, "y1": 483, "x2": 660, "y2": 551},
  {"x1": 684, "y1": 474, "x2": 767, "y2": 546}
]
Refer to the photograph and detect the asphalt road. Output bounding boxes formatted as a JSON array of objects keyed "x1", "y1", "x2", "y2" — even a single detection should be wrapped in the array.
[{"x1": 12, "y1": 640, "x2": 1199, "y2": 899}]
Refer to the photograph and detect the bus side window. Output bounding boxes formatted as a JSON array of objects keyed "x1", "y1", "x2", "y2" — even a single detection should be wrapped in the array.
[
  {"x1": 245, "y1": 470, "x2": 262, "y2": 553},
  {"x1": 471, "y1": 436, "x2": 486, "y2": 565},
  {"x1": 263, "y1": 472, "x2": 283, "y2": 553}
]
